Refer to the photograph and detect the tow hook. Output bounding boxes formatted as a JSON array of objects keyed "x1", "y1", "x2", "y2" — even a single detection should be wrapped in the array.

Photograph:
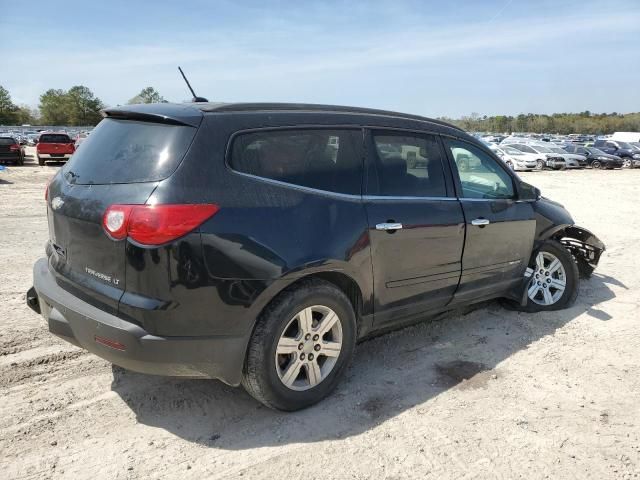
[{"x1": 26, "y1": 287, "x2": 41, "y2": 314}]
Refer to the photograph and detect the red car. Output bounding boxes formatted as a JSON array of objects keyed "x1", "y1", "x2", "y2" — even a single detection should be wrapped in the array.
[{"x1": 36, "y1": 132, "x2": 75, "y2": 165}]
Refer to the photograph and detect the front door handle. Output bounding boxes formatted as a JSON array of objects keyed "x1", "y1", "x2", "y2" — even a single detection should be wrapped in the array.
[
  {"x1": 376, "y1": 222, "x2": 403, "y2": 231},
  {"x1": 471, "y1": 218, "x2": 490, "y2": 226}
]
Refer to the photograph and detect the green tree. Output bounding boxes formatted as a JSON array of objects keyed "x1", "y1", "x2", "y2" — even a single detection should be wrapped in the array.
[
  {"x1": 38, "y1": 87, "x2": 105, "y2": 126},
  {"x1": 0, "y1": 85, "x2": 18, "y2": 124},
  {"x1": 39, "y1": 89, "x2": 70, "y2": 125},
  {"x1": 66, "y1": 85, "x2": 104, "y2": 125},
  {"x1": 127, "y1": 87, "x2": 167, "y2": 104},
  {"x1": 13, "y1": 105, "x2": 38, "y2": 125}
]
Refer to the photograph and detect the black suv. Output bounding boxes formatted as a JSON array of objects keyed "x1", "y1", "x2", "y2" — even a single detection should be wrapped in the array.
[
  {"x1": 27, "y1": 103, "x2": 605, "y2": 410},
  {"x1": 594, "y1": 139, "x2": 640, "y2": 168}
]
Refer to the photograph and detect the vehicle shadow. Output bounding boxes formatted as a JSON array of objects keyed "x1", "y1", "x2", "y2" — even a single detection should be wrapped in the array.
[{"x1": 111, "y1": 272, "x2": 621, "y2": 450}]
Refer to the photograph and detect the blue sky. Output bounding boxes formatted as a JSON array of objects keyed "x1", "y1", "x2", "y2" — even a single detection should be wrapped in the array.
[{"x1": 1, "y1": 0, "x2": 639, "y2": 117}]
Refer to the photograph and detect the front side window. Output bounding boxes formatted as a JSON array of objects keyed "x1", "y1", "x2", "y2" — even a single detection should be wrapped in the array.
[
  {"x1": 445, "y1": 139, "x2": 515, "y2": 200},
  {"x1": 371, "y1": 132, "x2": 447, "y2": 197},
  {"x1": 230, "y1": 129, "x2": 362, "y2": 195}
]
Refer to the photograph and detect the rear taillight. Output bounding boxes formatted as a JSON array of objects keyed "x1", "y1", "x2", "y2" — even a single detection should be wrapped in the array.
[
  {"x1": 9, "y1": 144, "x2": 20, "y2": 151},
  {"x1": 45, "y1": 176, "x2": 53, "y2": 201},
  {"x1": 102, "y1": 204, "x2": 219, "y2": 246}
]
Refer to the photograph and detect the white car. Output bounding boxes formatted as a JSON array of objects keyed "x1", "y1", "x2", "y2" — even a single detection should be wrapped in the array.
[
  {"x1": 502, "y1": 143, "x2": 566, "y2": 170},
  {"x1": 490, "y1": 145, "x2": 538, "y2": 171},
  {"x1": 545, "y1": 146, "x2": 586, "y2": 168}
]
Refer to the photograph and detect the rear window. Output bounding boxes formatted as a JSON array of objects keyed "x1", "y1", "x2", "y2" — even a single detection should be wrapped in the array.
[
  {"x1": 62, "y1": 119, "x2": 196, "y2": 185},
  {"x1": 0, "y1": 137, "x2": 16, "y2": 145},
  {"x1": 40, "y1": 134, "x2": 72, "y2": 143},
  {"x1": 229, "y1": 129, "x2": 363, "y2": 195}
]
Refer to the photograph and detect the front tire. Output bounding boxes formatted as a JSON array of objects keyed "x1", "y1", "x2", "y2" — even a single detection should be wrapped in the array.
[
  {"x1": 242, "y1": 279, "x2": 357, "y2": 411},
  {"x1": 520, "y1": 240, "x2": 579, "y2": 312},
  {"x1": 592, "y1": 160, "x2": 602, "y2": 169},
  {"x1": 535, "y1": 159, "x2": 545, "y2": 170}
]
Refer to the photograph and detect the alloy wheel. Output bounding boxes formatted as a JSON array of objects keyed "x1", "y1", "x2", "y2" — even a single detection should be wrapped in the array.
[
  {"x1": 592, "y1": 160, "x2": 602, "y2": 169},
  {"x1": 275, "y1": 305, "x2": 343, "y2": 391},
  {"x1": 527, "y1": 251, "x2": 567, "y2": 306},
  {"x1": 535, "y1": 159, "x2": 545, "y2": 170}
]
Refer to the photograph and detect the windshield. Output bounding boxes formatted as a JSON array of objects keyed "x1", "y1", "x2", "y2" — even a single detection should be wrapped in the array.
[
  {"x1": 587, "y1": 148, "x2": 607, "y2": 155},
  {"x1": 503, "y1": 147, "x2": 523, "y2": 155},
  {"x1": 533, "y1": 145, "x2": 553, "y2": 153},
  {"x1": 549, "y1": 147, "x2": 567, "y2": 154}
]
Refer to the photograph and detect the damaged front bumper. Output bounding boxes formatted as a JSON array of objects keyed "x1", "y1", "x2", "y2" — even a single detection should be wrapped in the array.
[{"x1": 558, "y1": 225, "x2": 605, "y2": 277}]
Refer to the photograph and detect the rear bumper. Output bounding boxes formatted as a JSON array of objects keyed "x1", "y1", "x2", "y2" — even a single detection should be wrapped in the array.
[
  {"x1": 28, "y1": 258, "x2": 247, "y2": 386},
  {"x1": 0, "y1": 153, "x2": 22, "y2": 162},
  {"x1": 37, "y1": 153, "x2": 72, "y2": 159}
]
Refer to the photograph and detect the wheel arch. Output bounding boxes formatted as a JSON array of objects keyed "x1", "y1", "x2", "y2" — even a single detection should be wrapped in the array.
[{"x1": 238, "y1": 268, "x2": 369, "y2": 370}]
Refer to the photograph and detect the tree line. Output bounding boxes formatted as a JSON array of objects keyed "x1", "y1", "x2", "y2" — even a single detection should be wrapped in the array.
[
  {"x1": 0, "y1": 85, "x2": 166, "y2": 126},
  {"x1": 1, "y1": 84, "x2": 639, "y2": 133},
  {"x1": 439, "y1": 111, "x2": 640, "y2": 135}
]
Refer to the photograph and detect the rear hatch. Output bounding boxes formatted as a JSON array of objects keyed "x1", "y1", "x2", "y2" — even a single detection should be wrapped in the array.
[
  {"x1": 46, "y1": 117, "x2": 199, "y2": 314},
  {"x1": 0, "y1": 137, "x2": 18, "y2": 157},
  {"x1": 38, "y1": 133, "x2": 75, "y2": 156}
]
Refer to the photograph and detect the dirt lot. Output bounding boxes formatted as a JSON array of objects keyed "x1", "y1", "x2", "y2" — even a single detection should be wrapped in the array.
[{"x1": 1, "y1": 149, "x2": 639, "y2": 479}]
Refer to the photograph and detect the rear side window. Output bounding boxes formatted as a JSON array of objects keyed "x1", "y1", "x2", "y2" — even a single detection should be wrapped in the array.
[
  {"x1": 40, "y1": 134, "x2": 72, "y2": 143},
  {"x1": 371, "y1": 131, "x2": 447, "y2": 197},
  {"x1": 0, "y1": 137, "x2": 16, "y2": 145},
  {"x1": 229, "y1": 129, "x2": 363, "y2": 195},
  {"x1": 62, "y1": 118, "x2": 196, "y2": 185}
]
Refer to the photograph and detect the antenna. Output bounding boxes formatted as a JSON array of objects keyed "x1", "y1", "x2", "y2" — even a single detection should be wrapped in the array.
[{"x1": 178, "y1": 66, "x2": 208, "y2": 103}]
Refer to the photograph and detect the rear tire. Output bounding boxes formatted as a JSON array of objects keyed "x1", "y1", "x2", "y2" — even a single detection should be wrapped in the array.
[
  {"x1": 518, "y1": 240, "x2": 579, "y2": 313},
  {"x1": 37, "y1": 156, "x2": 45, "y2": 166},
  {"x1": 242, "y1": 278, "x2": 357, "y2": 411},
  {"x1": 592, "y1": 160, "x2": 602, "y2": 169}
]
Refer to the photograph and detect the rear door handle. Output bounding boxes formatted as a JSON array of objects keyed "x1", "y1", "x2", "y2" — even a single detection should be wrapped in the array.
[
  {"x1": 471, "y1": 218, "x2": 490, "y2": 226},
  {"x1": 376, "y1": 222, "x2": 403, "y2": 231}
]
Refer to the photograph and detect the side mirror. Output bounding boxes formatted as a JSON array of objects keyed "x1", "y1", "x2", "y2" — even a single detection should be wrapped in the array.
[{"x1": 518, "y1": 181, "x2": 540, "y2": 202}]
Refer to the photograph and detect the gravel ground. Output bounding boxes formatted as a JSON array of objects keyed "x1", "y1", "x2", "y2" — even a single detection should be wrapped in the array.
[{"x1": 1, "y1": 148, "x2": 639, "y2": 479}]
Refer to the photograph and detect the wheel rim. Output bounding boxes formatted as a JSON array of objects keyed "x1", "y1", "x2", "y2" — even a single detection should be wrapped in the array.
[
  {"x1": 527, "y1": 251, "x2": 567, "y2": 306},
  {"x1": 506, "y1": 161, "x2": 514, "y2": 169},
  {"x1": 275, "y1": 305, "x2": 343, "y2": 391},
  {"x1": 592, "y1": 161, "x2": 601, "y2": 169},
  {"x1": 536, "y1": 160, "x2": 544, "y2": 170},
  {"x1": 623, "y1": 159, "x2": 631, "y2": 168}
]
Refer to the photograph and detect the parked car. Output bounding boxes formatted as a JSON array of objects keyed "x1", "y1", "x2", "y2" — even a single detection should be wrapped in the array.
[
  {"x1": 0, "y1": 136, "x2": 25, "y2": 165},
  {"x1": 36, "y1": 132, "x2": 75, "y2": 165},
  {"x1": 543, "y1": 145, "x2": 586, "y2": 168},
  {"x1": 502, "y1": 143, "x2": 566, "y2": 170},
  {"x1": 490, "y1": 145, "x2": 538, "y2": 171},
  {"x1": 562, "y1": 145, "x2": 625, "y2": 169},
  {"x1": 74, "y1": 133, "x2": 89, "y2": 149},
  {"x1": 27, "y1": 102, "x2": 605, "y2": 411},
  {"x1": 594, "y1": 139, "x2": 640, "y2": 168}
]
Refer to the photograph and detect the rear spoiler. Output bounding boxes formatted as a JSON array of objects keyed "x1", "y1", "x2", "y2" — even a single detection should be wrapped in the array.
[{"x1": 102, "y1": 103, "x2": 203, "y2": 127}]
